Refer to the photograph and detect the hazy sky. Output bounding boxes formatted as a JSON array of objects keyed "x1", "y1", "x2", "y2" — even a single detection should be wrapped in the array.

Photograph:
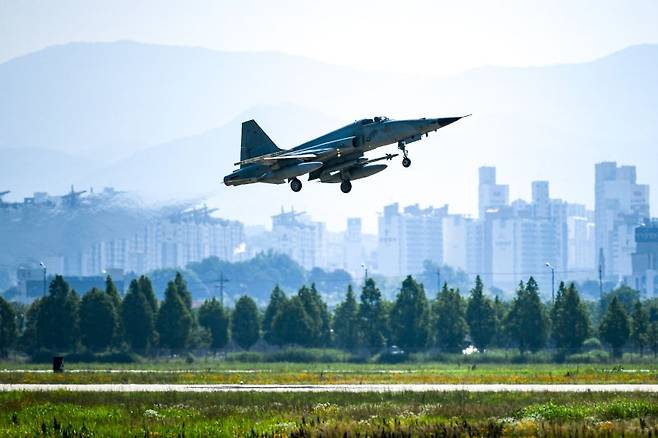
[
  {"x1": 2, "y1": 0, "x2": 658, "y2": 74},
  {"x1": 2, "y1": 0, "x2": 657, "y2": 232}
]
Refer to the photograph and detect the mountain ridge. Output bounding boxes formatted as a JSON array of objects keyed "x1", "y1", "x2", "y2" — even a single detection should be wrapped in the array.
[{"x1": 2, "y1": 41, "x2": 656, "y2": 227}]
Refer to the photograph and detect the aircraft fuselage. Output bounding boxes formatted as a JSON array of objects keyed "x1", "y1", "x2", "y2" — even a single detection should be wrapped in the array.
[{"x1": 224, "y1": 115, "x2": 466, "y2": 193}]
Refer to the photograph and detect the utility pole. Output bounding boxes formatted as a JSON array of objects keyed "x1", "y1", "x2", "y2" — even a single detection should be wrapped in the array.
[
  {"x1": 598, "y1": 263, "x2": 603, "y2": 300},
  {"x1": 436, "y1": 267, "x2": 441, "y2": 292},
  {"x1": 39, "y1": 261, "x2": 47, "y2": 297},
  {"x1": 545, "y1": 262, "x2": 555, "y2": 303},
  {"x1": 216, "y1": 273, "x2": 229, "y2": 307},
  {"x1": 598, "y1": 248, "x2": 605, "y2": 300}
]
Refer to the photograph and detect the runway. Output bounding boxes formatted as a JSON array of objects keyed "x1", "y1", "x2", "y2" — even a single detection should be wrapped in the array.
[{"x1": 1, "y1": 384, "x2": 658, "y2": 393}]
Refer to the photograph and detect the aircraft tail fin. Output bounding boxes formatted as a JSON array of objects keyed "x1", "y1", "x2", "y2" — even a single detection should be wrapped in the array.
[{"x1": 240, "y1": 120, "x2": 282, "y2": 166}]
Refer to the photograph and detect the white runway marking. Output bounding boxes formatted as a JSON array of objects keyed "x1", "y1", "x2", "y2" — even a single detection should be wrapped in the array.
[{"x1": 1, "y1": 384, "x2": 658, "y2": 393}]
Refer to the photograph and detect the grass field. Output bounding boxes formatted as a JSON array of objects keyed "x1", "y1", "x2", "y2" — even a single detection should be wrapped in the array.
[
  {"x1": 1, "y1": 391, "x2": 657, "y2": 436},
  {"x1": 1, "y1": 361, "x2": 657, "y2": 385}
]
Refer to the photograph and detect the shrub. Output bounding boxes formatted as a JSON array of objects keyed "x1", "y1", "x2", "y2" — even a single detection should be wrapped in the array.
[
  {"x1": 565, "y1": 349, "x2": 610, "y2": 363},
  {"x1": 582, "y1": 337, "x2": 603, "y2": 351},
  {"x1": 185, "y1": 353, "x2": 195, "y2": 364},
  {"x1": 30, "y1": 350, "x2": 141, "y2": 364},
  {"x1": 226, "y1": 351, "x2": 264, "y2": 363},
  {"x1": 376, "y1": 351, "x2": 410, "y2": 364}
]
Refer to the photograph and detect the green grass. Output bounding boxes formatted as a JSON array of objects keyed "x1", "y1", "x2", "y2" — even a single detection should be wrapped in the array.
[
  {"x1": 1, "y1": 360, "x2": 657, "y2": 384},
  {"x1": 1, "y1": 391, "x2": 657, "y2": 437}
]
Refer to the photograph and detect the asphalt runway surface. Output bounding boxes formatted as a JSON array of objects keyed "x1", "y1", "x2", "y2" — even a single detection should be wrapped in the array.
[{"x1": 1, "y1": 384, "x2": 658, "y2": 393}]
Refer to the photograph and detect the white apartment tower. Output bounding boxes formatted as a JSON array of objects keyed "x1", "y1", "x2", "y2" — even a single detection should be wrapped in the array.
[
  {"x1": 595, "y1": 162, "x2": 650, "y2": 278},
  {"x1": 478, "y1": 166, "x2": 509, "y2": 219},
  {"x1": 377, "y1": 203, "x2": 447, "y2": 277}
]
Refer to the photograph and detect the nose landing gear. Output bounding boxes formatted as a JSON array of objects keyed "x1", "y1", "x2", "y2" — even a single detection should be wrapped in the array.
[
  {"x1": 290, "y1": 178, "x2": 302, "y2": 192},
  {"x1": 398, "y1": 141, "x2": 411, "y2": 168}
]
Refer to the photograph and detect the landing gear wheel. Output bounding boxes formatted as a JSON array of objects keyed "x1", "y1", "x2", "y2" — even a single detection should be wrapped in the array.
[
  {"x1": 398, "y1": 141, "x2": 411, "y2": 168},
  {"x1": 290, "y1": 178, "x2": 302, "y2": 192},
  {"x1": 340, "y1": 180, "x2": 352, "y2": 193}
]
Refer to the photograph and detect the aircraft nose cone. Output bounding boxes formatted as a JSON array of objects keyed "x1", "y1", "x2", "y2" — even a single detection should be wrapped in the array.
[{"x1": 434, "y1": 115, "x2": 467, "y2": 127}]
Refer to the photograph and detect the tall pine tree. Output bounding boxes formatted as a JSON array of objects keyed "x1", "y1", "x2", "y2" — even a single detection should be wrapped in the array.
[
  {"x1": 105, "y1": 276, "x2": 122, "y2": 311},
  {"x1": 157, "y1": 281, "x2": 193, "y2": 351},
  {"x1": 630, "y1": 301, "x2": 649, "y2": 356},
  {"x1": 297, "y1": 285, "x2": 331, "y2": 347},
  {"x1": 550, "y1": 282, "x2": 590, "y2": 354},
  {"x1": 491, "y1": 295, "x2": 509, "y2": 348},
  {"x1": 599, "y1": 296, "x2": 630, "y2": 358},
  {"x1": 310, "y1": 284, "x2": 332, "y2": 346},
  {"x1": 358, "y1": 278, "x2": 387, "y2": 352},
  {"x1": 0, "y1": 296, "x2": 17, "y2": 356},
  {"x1": 198, "y1": 298, "x2": 229, "y2": 351},
  {"x1": 105, "y1": 275, "x2": 123, "y2": 345},
  {"x1": 505, "y1": 278, "x2": 549, "y2": 354},
  {"x1": 174, "y1": 272, "x2": 193, "y2": 311},
  {"x1": 434, "y1": 283, "x2": 467, "y2": 353},
  {"x1": 79, "y1": 288, "x2": 117, "y2": 352},
  {"x1": 20, "y1": 298, "x2": 42, "y2": 354},
  {"x1": 390, "y1": 276, "x2": 430, "y2": 352},
  {"x1": 271, "y1": 296, "x2": 314, "y2": 346},
  {"x1": 231, "y1": 296, "x2": 260, "y2": 350},
  {"x1": 648, "y1": 305, "x2": 658, "y2": 358},
  {"x1": 121, "y1": 279, "x2": 156, "y2": 352},
  {"x1": 36, "y1": 275, "x2": 79, "y2": 352},
  {"x1": 262, "y1": 285, "x2": 287, "y2": 344},
  {"x1": 465, "y1": 276, "x2": 496, "y2": 351},
  {"x1": 138, "y1": 275, "x2": 158, "y2": 314},
  {"x1": 333, "y1": 285, "x2": 360, "y2": 351}
]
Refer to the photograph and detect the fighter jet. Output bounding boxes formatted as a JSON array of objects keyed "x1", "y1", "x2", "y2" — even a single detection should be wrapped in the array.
[{"x1": 223, "y1": 115, "x2": 468, "y2": 193}]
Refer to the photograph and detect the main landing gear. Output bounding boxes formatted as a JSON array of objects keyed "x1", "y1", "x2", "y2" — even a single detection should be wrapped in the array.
[
  {"x1": 290, "y1": 178, "x2": 302, "y2": 192},
  {"x1": 340, "y1": 180, "x2": 352, "y2": 193},
  {"x1": 398, "y1": 141, "x2": 411, "y2": 168}
]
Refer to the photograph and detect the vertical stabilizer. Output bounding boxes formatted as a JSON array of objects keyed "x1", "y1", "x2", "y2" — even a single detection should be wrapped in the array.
[{"x1": 240, "y1": 120, "x2": 282, "y2": 165}]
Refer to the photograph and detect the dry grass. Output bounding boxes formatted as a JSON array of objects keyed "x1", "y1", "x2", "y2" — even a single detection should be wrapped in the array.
[{"x1": 1, "y1": 391, "x2": 657, "y2": 437}]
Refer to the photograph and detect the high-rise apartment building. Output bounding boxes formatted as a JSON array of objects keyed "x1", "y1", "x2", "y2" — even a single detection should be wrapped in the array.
[
  {"x1": 595, "y1": 162, "x2": 650, "y2": 278},
  {"x1": 479, "y1": 179, "x2": 567, "y2": 292},
  {"x1": 271, "y1": 208, "x2": 325, "y2": 270},
  {"x1": 343, "y1": 217, "x2": 365, "y2": 277},
  {"x1": 442, "y1": 214, "x2": 482, "y2": 275},
  {"x1": 630, "y1": 219, "x2": 658, "y2": 297},
  {"x1": 377, "y1": 203, "x2": 447, "y2": 276},
  {"x1": 478, "y1": 166, "x2": 509, "y2": 219},
  {"x1": 76, "y1": 207, "x2": 245, "y2": 275}
]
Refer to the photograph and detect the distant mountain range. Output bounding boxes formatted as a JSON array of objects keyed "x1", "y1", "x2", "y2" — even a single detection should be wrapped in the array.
[{"x1": 1, "y1": 41, "x2": 656, "y2": 227}]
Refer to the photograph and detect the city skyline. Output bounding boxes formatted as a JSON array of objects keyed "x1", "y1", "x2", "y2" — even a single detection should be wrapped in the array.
[
  {"x1": 2, "y1": 159, "x2": 650, "y2": 235},
  {"x1": 5, "y1": 160, "x2": 653, "y2": 299}
]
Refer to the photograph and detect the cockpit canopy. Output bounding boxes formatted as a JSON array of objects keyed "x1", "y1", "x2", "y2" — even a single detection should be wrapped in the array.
[{"x1": 359, "y1": 116, "x2": 389, "y2": 125}]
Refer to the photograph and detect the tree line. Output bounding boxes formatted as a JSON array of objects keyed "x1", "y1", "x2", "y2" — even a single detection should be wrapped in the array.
[{"x1": 1, "y1": 272, "x2": 657, "y2": 359}]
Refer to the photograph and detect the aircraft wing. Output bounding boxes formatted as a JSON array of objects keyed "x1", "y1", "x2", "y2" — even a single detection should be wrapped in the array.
[
  {"x1": 233, "y1": 136, "x2": 356, "y2": 167},
  {"x1": 233, "y1": 151, "x2": 314, "y2": 167},
  {"x1": 233, "y1": 147, "x2": 337, "y2": 167}
]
